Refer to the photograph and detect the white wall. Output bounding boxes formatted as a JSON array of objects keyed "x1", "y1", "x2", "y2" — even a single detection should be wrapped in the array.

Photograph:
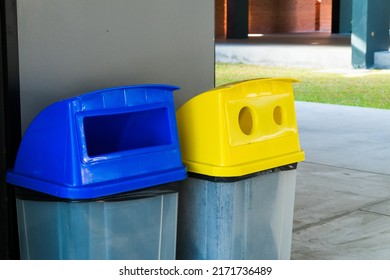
[{"x1": 17, "y1": 0, "x2": 215, "y2": 132}]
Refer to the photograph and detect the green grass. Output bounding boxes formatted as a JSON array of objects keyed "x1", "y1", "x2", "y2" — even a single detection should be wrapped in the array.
[{"x1": 215, "y1": 63, "x2": 390, "y2": 109}]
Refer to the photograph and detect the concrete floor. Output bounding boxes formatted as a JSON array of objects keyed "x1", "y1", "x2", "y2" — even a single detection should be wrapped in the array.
[
  {"x1": 293, "y1": 102, "x2": 390, "y2": 260},
  {"x1": 216, "y1": 33, "x2": 390, "y2": 259},
  {"x1": 216, "y1": 32, "x2": 352, "y2": 69}
]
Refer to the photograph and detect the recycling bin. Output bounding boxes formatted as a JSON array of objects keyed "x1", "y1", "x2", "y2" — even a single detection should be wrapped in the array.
[
  {"x1": 7, "y1": 84, "x2": 187, "y2": 260},
  {"x1": 175, "y1": 78, "x2": 304, "y2": 260}
]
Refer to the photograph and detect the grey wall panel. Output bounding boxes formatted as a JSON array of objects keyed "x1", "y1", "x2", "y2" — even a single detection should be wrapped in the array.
[{"x1": 17, "y1": 0, "x2": 214, "y2": 132}]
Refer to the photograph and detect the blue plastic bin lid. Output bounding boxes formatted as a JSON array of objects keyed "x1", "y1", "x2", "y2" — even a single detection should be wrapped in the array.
[{"x1": 7, "y1": 84, "x2": 187, "y2": 199}]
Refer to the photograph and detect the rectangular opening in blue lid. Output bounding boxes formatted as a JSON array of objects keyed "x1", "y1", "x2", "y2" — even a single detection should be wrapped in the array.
[{"x1": 83, "y1": 108, "x2": 172, "y2": 157}]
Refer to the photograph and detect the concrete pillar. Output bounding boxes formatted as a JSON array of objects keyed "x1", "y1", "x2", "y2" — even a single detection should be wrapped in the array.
[
  {"x1": 352, "y1": 0, "x2": 390, "y2": 68},
  {"x1": 339, "y1": 0, "x2": 352, "y2": 33},
  {"x1": 226, "y1": 0, "x2": 248, "y2": 39}
]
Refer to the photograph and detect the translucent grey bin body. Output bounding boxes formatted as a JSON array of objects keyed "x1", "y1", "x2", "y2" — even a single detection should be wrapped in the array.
[
  {"x1": 16, "y1": 191, "x2": 178, "y2": 260},
  {"x1": 176, "y1": 166, "x2": 297, "y2": 260}
]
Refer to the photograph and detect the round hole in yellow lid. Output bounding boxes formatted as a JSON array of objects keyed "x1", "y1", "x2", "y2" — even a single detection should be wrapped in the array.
[
  {"x1": 239, "y1": 106, "x2": 254, "y2": 135},
  {"x1": 273, "y1": 106, "x2": 284, "y2": 125}
]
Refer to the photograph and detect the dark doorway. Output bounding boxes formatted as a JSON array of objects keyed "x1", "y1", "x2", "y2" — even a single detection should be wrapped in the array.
[{"x1": 331, "y1": 0, "x2": 341, "y2": 33}]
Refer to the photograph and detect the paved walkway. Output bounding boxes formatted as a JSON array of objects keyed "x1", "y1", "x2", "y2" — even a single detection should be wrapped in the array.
[
  {"x1": 216, "y1": 32, "x2": 352, "y2": 69},
  {"x1": 293, "y1": 102, "x2": 390, "y2": 259},
  {"x1": 216, "y1": 33, "x2": 390, "y2": 259}
]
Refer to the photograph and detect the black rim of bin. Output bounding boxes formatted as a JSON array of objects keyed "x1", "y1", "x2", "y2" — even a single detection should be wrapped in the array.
[
  {"x1": 187, "y1": 163, "x2": 298, "y2": 183},
  {"x1": 14, "y1": 183, "x2": 179, "y2": 203}
]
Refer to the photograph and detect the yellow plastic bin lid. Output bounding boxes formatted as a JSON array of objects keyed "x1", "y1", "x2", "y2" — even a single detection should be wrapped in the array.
[{"x1": 176, "y1": 78, "x2": 305, "y2": 177}]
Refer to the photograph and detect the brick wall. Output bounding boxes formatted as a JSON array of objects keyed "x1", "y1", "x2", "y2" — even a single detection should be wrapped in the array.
[
  {"x1": 215, "y1": 0, "x2": 226, "y2": 38},
  {"x1": 248, "y1": 0, "x2": 275, "y2": 33},
  {"x1": 320, "y1": 0, "x2": 332, "y2": 32},
  {"x1": 249, "y1": 0, "x2": 320, "y2": 33},
  {"x1": 215, "y1": 0, "x2": 332, "y2": 37}
]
